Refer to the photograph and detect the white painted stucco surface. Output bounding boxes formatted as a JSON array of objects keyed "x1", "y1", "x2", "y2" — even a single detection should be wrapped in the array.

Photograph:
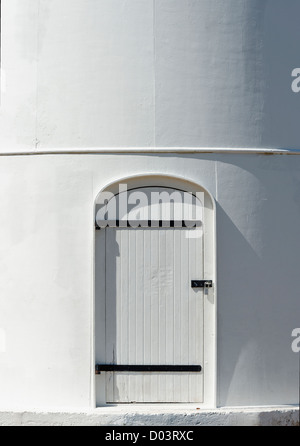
[
  {"x1": 0, "y1": 0, "x2": 300, "y2": 423},
  {"x1": 1, "y1": 0, "x2": 300, "y2": 151},
  {"x1": 0, "y1": 153, "x2": 299, "y2": 411}
]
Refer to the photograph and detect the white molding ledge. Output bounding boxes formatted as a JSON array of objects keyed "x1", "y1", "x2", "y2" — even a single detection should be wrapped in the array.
[{"x1": 0, "y1": 147, "x2": 300, "y2": 156}]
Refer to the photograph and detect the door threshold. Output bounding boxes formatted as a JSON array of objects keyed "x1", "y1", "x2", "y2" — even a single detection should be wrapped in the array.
[{"x1": 96, "y1": 403, "x2": 210, "y2": 412}]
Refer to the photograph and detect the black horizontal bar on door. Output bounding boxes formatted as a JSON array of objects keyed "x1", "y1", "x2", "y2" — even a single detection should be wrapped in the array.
[
  {"x1": 95, "y1": 364, "x2": 202, "y2": 374},
  {"x1": 95, "y1": 220, "x2": 202, "y2": 229}
]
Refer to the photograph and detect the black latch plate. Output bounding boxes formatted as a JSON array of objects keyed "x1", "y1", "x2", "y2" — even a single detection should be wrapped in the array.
[{"x1": 191, "y1": 280, "x2": 213, "y2": 288}]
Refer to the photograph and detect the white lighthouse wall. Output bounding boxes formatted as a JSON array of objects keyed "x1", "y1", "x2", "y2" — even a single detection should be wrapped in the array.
[
  {"x1": 0, "y1": 154, "x2": 299, "y2": 409},
  {"x1": 0, "y1": 0, "x2": 300, "y2": 410},
  {"x1": 2, "y1": 0, "x2": 300, "y2": 151}
]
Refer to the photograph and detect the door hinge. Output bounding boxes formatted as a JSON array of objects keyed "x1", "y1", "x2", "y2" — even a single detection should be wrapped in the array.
[{"x1": 95, "y1": 364, "x2": 202, "y2": 374}]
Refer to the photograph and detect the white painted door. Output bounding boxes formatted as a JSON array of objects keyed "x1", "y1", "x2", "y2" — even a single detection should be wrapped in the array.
[{"x1": 104, "y1": 226, "x2": 204, "y2": 403}]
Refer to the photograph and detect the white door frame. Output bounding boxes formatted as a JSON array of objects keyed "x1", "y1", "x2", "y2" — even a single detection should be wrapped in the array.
[{"x1": 93, "y1": 174, "x2": 217, "y2": 408}]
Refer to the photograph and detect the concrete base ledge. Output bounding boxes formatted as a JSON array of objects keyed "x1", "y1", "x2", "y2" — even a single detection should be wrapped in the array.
[{"x1": 0, "y1": 405, "x2": 298, "y2": 426}]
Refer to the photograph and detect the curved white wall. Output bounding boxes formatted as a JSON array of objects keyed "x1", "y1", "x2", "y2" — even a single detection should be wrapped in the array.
[
  {"x1": 0, "y1": 1, "x2": 300, "y2": 412},
  {"x1": 1, "y1": 0, "x2": 300, "y2": 151},
  {"x1": 0, "y1": 154, "x2": 299, "y2": 409}
]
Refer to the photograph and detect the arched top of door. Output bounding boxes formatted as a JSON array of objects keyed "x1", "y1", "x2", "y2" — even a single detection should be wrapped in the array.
[{"x1": 94, "y1": 174, "x2": 214, "y2": 229}]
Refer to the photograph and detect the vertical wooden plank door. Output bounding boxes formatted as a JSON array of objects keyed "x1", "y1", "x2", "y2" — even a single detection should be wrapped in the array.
[{"x1": 105, "y1": 227, "x2": 204, "y2": 403}]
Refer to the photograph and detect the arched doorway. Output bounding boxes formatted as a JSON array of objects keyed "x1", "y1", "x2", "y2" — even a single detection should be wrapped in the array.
[{"x1": 94, "y1": 177, "x2": 216, "y2": 405}]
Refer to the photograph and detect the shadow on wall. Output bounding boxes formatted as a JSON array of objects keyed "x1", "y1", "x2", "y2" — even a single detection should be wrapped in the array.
[
  {"x1": 217, "y1": 199, "x2": 300, "y2": 407},
  {"x1": 93, "y1": 153, "x2": 300, "y2": 407},
  {"x1": 262, "y1": 0, "x2": 300, "y2": 149}
]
